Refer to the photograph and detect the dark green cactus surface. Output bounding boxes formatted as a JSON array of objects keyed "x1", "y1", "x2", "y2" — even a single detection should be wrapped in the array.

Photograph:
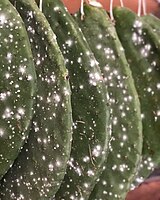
[
  {"x1": 0, "y1": 0, "x2": 36, "y2": 180},
  {"x1": 0, "y1": 0, "x2": 160, "y2": 199},
  {"x1": 74, "y1": 5, "x2": 143, "y2": 200},
  {"x1": 0, "y1": 0, "x2": 73, "y2": 199},
  {"x1": 114, "y1": 7, "x2": 160, "y2": 181},
  {"x1": 41, "y1": 0, "x2": 110, "y2": 199}
]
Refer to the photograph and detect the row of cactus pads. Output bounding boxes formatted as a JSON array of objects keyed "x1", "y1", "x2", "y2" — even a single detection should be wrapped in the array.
[{"x1": 0, "y1": 0, "x2": 160, "y2": 199}]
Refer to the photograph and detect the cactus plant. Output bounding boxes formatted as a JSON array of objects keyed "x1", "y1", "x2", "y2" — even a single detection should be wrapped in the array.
[
  {"x1": 0, "y1": 0, "x2": 160, "y2": 199},
  {"x1": 0, "y1": 0, "x2": 73, "y2": 199},
  {"x1": 74, "y1": 4, "x2": 143, "y2": 200},
  {"x1": 114, "y1": 7, "x2": 160, "y2": 181},
  {"x1": 41, "y1": 0, "x2": 111, "y2": 199},
  {"x1": 0, "y1": 0, "x2": 36, "y2": 180}
]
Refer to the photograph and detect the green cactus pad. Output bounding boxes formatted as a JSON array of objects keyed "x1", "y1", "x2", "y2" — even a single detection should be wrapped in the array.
[
  {"x1": 0, "y1": 0, "x2": 72, "y2": 199},
  {"x1": 0, "y1": 0, "x2": 36, "y2": 180},
  {"x1": 74, "y1": 5, "x2": 143, "y2": 200},
  {"x1": 114, "y1": 7, "x2": 160, "y2": 182},
  {"x1": 41, "y1": 0, "x2": 110, "y2": 199}
]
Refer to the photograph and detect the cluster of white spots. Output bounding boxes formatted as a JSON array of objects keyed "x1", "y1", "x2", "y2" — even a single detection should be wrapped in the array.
[
  {"x1": 83, "y1": 156, "x2": 90, "y2": 163},
  {"x1": 89, "y1": 72, "x2": 102, "y2": 86},
  {"x1": 0, "y1": 91, "x2": 11, "y2": 101},
  {"x1": 143, "y1": 157, "x2": 154, "y2": 169},
  {"x1": 87, "y1": 169, "x2": 95, "y2": 176},
  {"x1": 27, "y1": 11, "x2": 34, "y2": 18},
  {"x1": 104, "y1": 47, "x2": 116, "y2": 60},
  {"x1": 75, "y1": 167, "x2": 82, "y2": 176},
  {"x1": 63, "y1": 87, "x2": 70, "y2": 96},
  {"x1": 15, "y1": 108, "x2": 25, "y2": 120},
  {"x1": 65, "y1": 39, "x2": 73, "y2": 47},
  {"x1": 134, "y1": 176, "x2": 144, "y2": 185},
  {"x1": 119, "y1": 164, "x2": 128, "y2": 172},
  {"x1": 92, "y1": 145, "x2": 102, "y2": 157},
  {"x1": 112, "y1": 116, "x2": 118, "y2": 125},
  {"x1": 140, "y1": 44, "x2": 151, "y2": 57},
  {"x1": 53, "y1": 6, "x2": 60, "y2": 11},
  {"x1": 48, "y1": 163, "x2": 54, "y2": 172},
  {"x1": 48, "y1": 158, "x2": 63, "y2": 174},
  {"x1": 19, "y1": 65, "x2": 26, "y2": 74},
  {"x1": 133, "y1": 158, "x2": 155, "y2": 187},
  {"x1": 53, "y1": 93, "x2": 61, "y2": 103},
  {"x1": 50, "y1": 74, "x2": 56, "y2": 83},
  {"x1": 132, "y1": 20, "x2": 144, "y2": 45},
  {"x1": 112, "y1": 164, "x2": 117, "y2": 171},
  {"x1": 133, "y1": 20, "x2": 143, "y2": 29},
  {"x1": 68, "y1": 158, "x2": 82, "y2": 176},
  {"x1": 27, "y1": 74, "x2": 33, "y2": 81},
  {"x1": 2, "y1": 107, "x2": 13, "y2": 119},
  {"x1": 6, "y1": 52, "x2": 12, "y2": 63},
  {"x1": 89, "y1": 58, "x2": 98, "y2": 67},
  {"x1": 132, "y1": 32, "x2": 142, "y2": 45}
]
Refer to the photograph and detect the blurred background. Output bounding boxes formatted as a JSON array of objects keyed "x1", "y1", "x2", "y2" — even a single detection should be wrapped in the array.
[{"x1": 62, "y1": 0, "x2": 160, "y2": 17}]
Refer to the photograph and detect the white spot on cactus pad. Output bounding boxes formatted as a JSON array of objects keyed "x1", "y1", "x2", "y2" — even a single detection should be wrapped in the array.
[
  {"x1": 48, "y1": 164, "x2": 54, "y2": 172},
  {"x1": 6, "y1": 52, "x2": 12, "y2": 63},
  {"x1": 0, "y1": 128, "x2": 4, "y2": 137},
  {"x1": 0, "y1": 14, "x2": 6, "y2": 24}
]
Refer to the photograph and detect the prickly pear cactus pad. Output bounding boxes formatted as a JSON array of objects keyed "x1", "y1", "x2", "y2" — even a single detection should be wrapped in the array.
[
  {"x1": 41, "y1": 0, "x2": 110, "y2": 199},
  {"x1": 0, "y1": 0, "x2": 36, "y2": 180},
  {"x1": 114, "y1": 7, "x2": 160, "y2": 181},
  {"x1": 74, "y1": 4, "x2": 143, "y2": 200},
  {"x1": 0, "y1": 0, "x2": 72, "y2": 199}
]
